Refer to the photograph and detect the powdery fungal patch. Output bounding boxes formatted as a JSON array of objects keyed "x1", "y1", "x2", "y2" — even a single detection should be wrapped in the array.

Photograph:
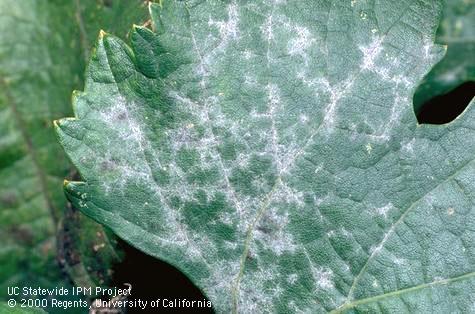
[
  {"x1": 373, "y1": 203, "x2": 394, "y2": 218},
  {"x1": 359, "y1": 37, "x2": 384, "y2": 71},
  {"x1": 288, "y1": 26, "x2": 315, "y2": 57},
  {"x1": 208, "y1": 3, "x2": 240, "y2": 49}
]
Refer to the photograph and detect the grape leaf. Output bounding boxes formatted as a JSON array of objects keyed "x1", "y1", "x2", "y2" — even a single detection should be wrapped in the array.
[
  {"x1": 0, "y1": 0, "x2": 146, "y2": 302},
  {"x1": 56, "y1": 0, "x2": 475, "y2": 312},
  {"x1": 414, "y1": 0, "x2": 474, "y2": 111}
]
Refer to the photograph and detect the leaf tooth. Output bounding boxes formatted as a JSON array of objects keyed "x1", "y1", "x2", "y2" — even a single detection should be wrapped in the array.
[
  {"x1": 102, "y1": 34, "x2": 136, "y2": 84},
  {"x1": 54, "y1": 117, "x2": 84, "y2": 144},
  {"x1": 53, "y1": 117, "x2": 77, "y2": 128},
  {"x1": 131, "y1": 25, "x2": 159, "y2": 79},
  {"x1": 83, "y1": 30, "x2": 116, "y2": 85},
  {"x1": 132, "y1": 23, "x2": 156, "y2": 40}
]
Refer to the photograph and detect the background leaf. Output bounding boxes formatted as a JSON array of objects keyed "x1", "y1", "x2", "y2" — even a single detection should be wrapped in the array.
[
  {"x1": 413, "y1": 0, "x2": 474, "y2": 112},
  {"x1": 0, "y1": 0, "x2": 147, "y2": 308}
]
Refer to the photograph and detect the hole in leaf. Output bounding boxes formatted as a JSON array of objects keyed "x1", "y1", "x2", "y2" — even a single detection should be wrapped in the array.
[{"x1": 416, "y1": 81, "x2": 475, "y2": 124}]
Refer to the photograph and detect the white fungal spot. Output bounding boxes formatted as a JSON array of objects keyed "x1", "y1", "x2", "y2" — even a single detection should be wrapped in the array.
[
  {"x1": 288, "y1": 26, "x2": 315, "y2": 57},
  {"x1": 208, "y1": 3, "x2": 239, "y2": 44},
  {"x1": 243, "y1": 50, "x2": 253, "y2": 60},
  {"x1": 402, "y1": 138, "x2": 415, "y2": 155},
  {"x1": 373, "y1": 203, "x2": 394, "y2": 218},
  {"x1": 365, "y1": 143, "x2": 373, "y2": 154},
  {"x1": 314, "y1": 268, "x2": 334, "y2": 289},
  {"x1": 287, "y1": 273, "x2": 298, "y2": 284},
  {"x1": 314, "y1": 164, "x2": 323, "y2": 174},
  {"x1": 261, "y1": 14, "x2": 274, "y2": 41},
  {"x1": 393, "y1": 257, "x2": 406, "y2": 265},
  {"x1": 359, "y1": 37, "x2": 383, "y2": 71},
  {"x1": 422, "y1": 37, "x2": 435, "y2": 60}
]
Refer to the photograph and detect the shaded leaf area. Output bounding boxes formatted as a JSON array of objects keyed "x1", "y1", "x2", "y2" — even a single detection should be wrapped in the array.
[
  {"x1": 0, "y1": 0, "x2": 147, "y2": 309},
  {"x1": 414, "y1": 0, "x2": 474, "y2": 116},
  {"x1": 57, "y1": 0, "x2": 475, "y2": 313}
]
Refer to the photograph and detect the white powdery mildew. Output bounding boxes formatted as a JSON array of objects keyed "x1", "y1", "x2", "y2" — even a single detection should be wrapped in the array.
[
  {"x1": 296, "y1": 73, "x2": 354, "y2": 135},
  {"x1": 97, "y1": 98, "x2": 153, "y2": 185},
  {"x1": 356, "y1": 33, "x2": 428, "y2": 143},
  {"x1": 243, "y1": 50, "x2": 254, "y2": 60},
  {"x1": 422, "y1": 37, "x2": 437, "y2": 61},
  {"x1": 169, "y1": 90, "x2": 254, "y2": 233},
  {"x1": 266, "y1": 84, "x2": 284, "y2": 169},
  {"x1": 359, "y1": 37, "x2": 384, "y2": 71},
  {"x1": 96, "y1": 97, "x2": 217, "y2": 265},
  {"x1": 261, "y1": 13, "x2": 274, "y2": 42},
  {"x1": 372, "y1": 203, "x2": 394, "y2": 219},
  {"x1": 287, "y1": 273, "x2": 298, "y2": 284},
  {"x1": 287, "y1": 26, "x2": 315, "y2": 62},
  {"x1": 392, "y1": 256, "x2": 406, "y2": 265},
  {"x1": 238, "y1": 266, "x2": 282, "y2": 313},
  {"x1": 402, "y1": 138, "x2": 416, "y2": 155},
  {"x1": 372, "y1": 94, "x2": 408, "y2": 142},
  {"x1": 314, "y1": 268, "x2": 334, "y2": 290},
  {"x1": 327, "y1": 228, "x2": 352, "y2": 241},
  {"x1": 185, "y1": 6, "x2": 268, "y2": 239},
  {"x1": 166, "y1": 125, "x2": 196, "y2": 151},
  {"x1": 205, "y1": 2, "x2": 240, "y2": 67},
  {"x1": 275, "y1": 183, "x2": 305, "y2": 207},
  {"x1": 370, "y1": 229, "x2": 392, "y2": 255},
  {"x1": 304, "y1": 248, "x2": 334, "y2": 291},
  {"x1": 255, "y1": 206, "x2": 296, "y2": 256},
  {"x1": 201, "y1": 259, "x2": 240, "y2": 308},
  {"x1": 360, "y1": 39, "x2": 415, "y2": 91},
  {"x1": 322, "y1": 79, "x2": 354, "y2": 131},
  {"x1": 208, "y1": 4, "x2": 239, "y2": 40},
  {"x1": 243, "y1": 74, "x2": 258, "y2": 86}
]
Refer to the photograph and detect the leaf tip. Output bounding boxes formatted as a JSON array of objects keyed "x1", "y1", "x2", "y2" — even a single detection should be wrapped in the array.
[
  {"x1": 53, "y1": 117, "x2": 77, "y2": 130},
  {"x1": 99, "y1": 29, "x2": 108, "y2": 39}
]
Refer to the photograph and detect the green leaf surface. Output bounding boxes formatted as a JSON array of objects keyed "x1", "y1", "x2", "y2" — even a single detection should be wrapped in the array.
[
  {"x1": 0, "y1": 0, "x2": 146, "y2": 303},
  {"x1": 57, "y1": 1, "x2": 475, "y2": 313},
  {"x1": 414, "y1": 0, "x2": 474, "y2": 110}
]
